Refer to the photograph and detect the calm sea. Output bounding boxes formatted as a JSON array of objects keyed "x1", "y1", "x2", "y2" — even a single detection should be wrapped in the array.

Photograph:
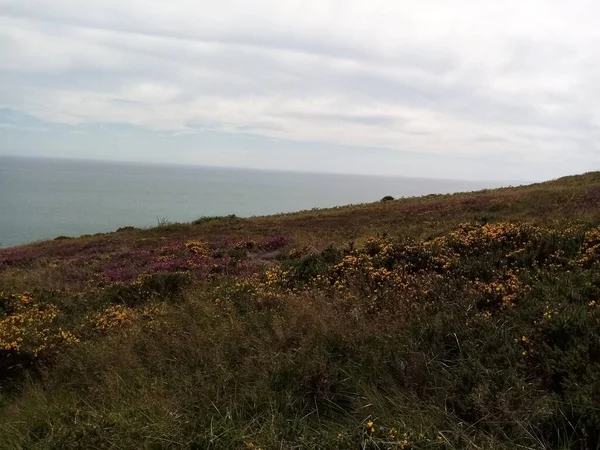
[{"x1": 0, "y1": 156, "x2": 509, "y2": 248}]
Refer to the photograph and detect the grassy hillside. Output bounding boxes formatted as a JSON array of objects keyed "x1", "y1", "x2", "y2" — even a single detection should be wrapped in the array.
[{"x1": 1, "y1": 172, "x2": 600, "y2": 449}]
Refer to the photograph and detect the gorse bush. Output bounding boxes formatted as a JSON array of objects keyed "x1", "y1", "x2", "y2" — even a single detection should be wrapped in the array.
[
  {"x1": 281, "y1": 246, "x2": 342, "y2": 285},
  {"x1": 102, "y1": 272, "x2": 191, "y2": 307},
  {"x1": 192, "y1": 214, "x2": 239, "y2": 225}
]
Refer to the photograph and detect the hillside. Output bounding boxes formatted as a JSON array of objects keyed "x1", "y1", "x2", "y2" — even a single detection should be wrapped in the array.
[{"x1": 1, "y1": 172, "x2": 600, "y2": 449}]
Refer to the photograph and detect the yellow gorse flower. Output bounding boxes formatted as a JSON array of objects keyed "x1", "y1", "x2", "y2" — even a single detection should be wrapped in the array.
[
  {"x1": 90, "y1": 305, "x2": 136, "y2": 333},
  {"x1": 0, "y1": 293, "x2": 78, "y2": 356},
  {"x1": 184, "y1": 240, "x2": 210, "y2": 257}
]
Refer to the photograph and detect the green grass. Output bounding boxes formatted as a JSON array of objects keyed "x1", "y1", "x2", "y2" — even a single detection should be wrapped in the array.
[{"x1": 1, "y1": 172, "x2": 600, "y2": 449}]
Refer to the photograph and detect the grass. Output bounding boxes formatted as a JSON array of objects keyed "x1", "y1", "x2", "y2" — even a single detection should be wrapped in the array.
[{"x1": 1, "y1": 172, "x2": 600, "y2": 449}]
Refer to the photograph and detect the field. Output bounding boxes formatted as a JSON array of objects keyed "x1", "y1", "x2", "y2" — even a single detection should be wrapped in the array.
[{"x1": 1, "y1": 172, "x2": 600, "y2": 449}]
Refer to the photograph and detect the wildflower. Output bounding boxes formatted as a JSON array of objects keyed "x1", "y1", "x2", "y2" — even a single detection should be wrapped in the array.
[
  {"x1": 0, "y1": 297, "x2": 79, "y2": 357},
  {"x1": 365, "y1": 421, "x2": 375, "y2": 433},
  {"x1": 58, "y1": 329, "x2": 79, "y2": 344},
  {"x1": 543, "y1": 304, "x2": 559, "y2": 319},
  {"x1": 90, "y1": 305, "x2": 136, "y2": 333},
  {"x1": 184, "y1": 240, "x2": 210, "y2": 257}
]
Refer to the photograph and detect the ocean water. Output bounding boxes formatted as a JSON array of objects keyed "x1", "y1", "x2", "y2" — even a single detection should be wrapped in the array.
[{"x1": 0, "y1": 156, "x2": 508, "y2": 248}]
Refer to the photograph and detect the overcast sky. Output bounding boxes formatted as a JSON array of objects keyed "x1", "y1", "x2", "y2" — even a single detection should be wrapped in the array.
[{"x1": 1, "y1": 0, "x2": 600, "y2": 181}]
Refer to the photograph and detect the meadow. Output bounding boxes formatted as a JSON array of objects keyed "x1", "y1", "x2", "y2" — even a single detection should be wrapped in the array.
[{"x1": 1, "y1": 172, "x2": 600, "y2": 449}]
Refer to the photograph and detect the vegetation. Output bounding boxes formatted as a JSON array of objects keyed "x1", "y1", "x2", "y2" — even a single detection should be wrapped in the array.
[
  {"x1": 1, "y1": 172, "x2": 600, "y2": 449},
  {"x1": 192, "y1": 214, "x2": 240, "y2": 225}
]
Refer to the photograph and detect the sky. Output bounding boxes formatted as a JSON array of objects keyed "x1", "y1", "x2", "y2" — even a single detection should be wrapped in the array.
[{"x1": 1, "y1": 0, "x2": 600, "y2": 181}]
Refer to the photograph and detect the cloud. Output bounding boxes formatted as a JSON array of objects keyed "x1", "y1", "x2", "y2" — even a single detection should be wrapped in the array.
[{"x1": 1, "y1": 0, "x2": 600, "y2": 179}]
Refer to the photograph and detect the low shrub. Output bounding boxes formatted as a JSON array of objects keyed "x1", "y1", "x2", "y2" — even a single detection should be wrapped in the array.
[{"x1": 192, "y1": 214, "x2": 239, "y2": 225}]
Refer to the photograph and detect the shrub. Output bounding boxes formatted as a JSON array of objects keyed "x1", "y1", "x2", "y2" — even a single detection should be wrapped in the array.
[
  {"x1": 260, "y1": 235, "x2": 287, "y2": 251},
  {"x1": 192, "y1": 214, "x2": 238, "y2": 225},
  {"x1": 115, "y1": 226, "x2": 138, "y2": 232},
  {"x1": 282, "y1": 246, "x2": 342, "y2": 285},
  {"x1": 102, "y1": 272, "x2": 191, "y2": 307}
]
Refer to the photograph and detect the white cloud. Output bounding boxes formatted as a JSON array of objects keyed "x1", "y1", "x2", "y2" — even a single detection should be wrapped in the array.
[{"x1": 1, "y1": 0, "x2": 600, "y2": 177}]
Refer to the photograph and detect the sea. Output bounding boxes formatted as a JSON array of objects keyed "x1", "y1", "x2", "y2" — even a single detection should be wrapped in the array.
[{"x1": 0, "y1": 156, "x2": 510, "y2": 248}]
